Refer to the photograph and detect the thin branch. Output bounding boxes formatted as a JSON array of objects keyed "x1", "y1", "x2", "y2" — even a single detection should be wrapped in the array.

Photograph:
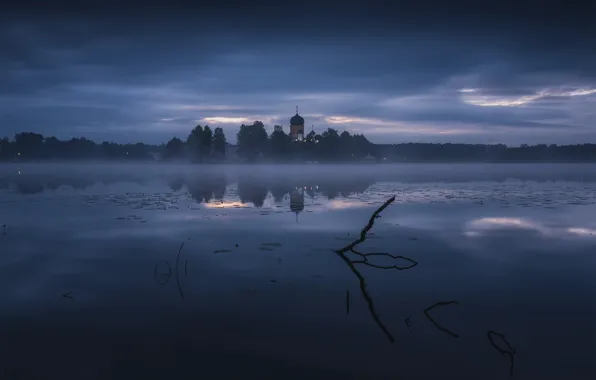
[
  {"x1": 333, "y1": 196, "x2": 399, "y2": 343},
  {"x1": 175, "y1": 242, "x2": 185, "y2": 299},
  {"x1": 350, "y1": 248, "x2": 418, "y2": 270},
  {"x1": 154, "y1": 261, "x2": 172, "y2": 285},
  {"x1": 487, "y1": 330, "x2": 516, "y2": 377},
  {"x1": 62, "y1": 291, "x2": 74, "y2": 300},
  {"x1": 405, "y1": 316, "x2": 412, "y2": 332},
  {"x1": 423, "y1": 300, "x2": 460, "y2": 338},
  {"x1": 336, "y1": 195, "x2": 396, "y2": 254},
  {"x1": 334, "y1": 251, "x2": 395, "y2": 343},
  {"x1": 346, "y1": 290, "x2": 350, "y2": 315}
]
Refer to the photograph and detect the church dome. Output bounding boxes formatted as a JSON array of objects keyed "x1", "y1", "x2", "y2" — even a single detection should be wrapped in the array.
[{"x1": 290, "y1": 113, "x2": 304, "y2": 125}]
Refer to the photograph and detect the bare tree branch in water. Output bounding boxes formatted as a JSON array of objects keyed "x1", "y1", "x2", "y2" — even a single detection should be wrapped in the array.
[
  {"x1": 153, "y1": 242, "x2": 186, "y2": 299},
  {"x1": 350, "y1": 248, "x2": 418, "y2": 270},
  {"x1": 62, "y1": 291, "x2": 74, "y2": 300},
  {"x1": 175, "y1": 242, "x2": 185, "y2": 299},
  {"x1": 154, "y1": 261, "x2": 172, "y2": 285},
  {"x1": 487, "y1": 330, "x2": 516, "y2": 377},
  {"x1": 334, "y1": 195, "x2": 418, "y2": 343},
  {"x1": 423, "y1": 300, "x2": 460, "y2": 338},
  {"x1": 346, "y1": 290, "x2": 350, "y2": 315},
  {"x1": 336, "y1": 196, "x2": 396, "y2": 255}
]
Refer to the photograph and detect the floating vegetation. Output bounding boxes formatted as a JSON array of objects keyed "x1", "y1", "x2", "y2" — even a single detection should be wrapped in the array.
[
  {"x1": 213, "y1": 249, "x2": 232, "y2": 254},
  {"x1": 261, "y1": 242, "x2": 283, "y2": 247}
]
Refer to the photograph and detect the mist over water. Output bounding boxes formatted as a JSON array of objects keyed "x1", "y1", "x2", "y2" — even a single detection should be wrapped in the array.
[{"x1": 0, "y1": 163, "x2": 594, "y2": 379}]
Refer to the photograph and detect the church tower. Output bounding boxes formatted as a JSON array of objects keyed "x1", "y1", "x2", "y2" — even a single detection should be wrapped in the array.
[{"x1": 289, "y1": 106, "x2": 305, "y2": 141}]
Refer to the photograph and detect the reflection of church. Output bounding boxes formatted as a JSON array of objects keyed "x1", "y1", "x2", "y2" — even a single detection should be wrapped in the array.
[{"x1": 290, "y1": 187, "x2": 305, "y2": 222}]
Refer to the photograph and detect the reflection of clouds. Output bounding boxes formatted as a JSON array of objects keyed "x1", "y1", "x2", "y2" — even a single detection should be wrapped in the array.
[
  {"x1": 325, "y1": 199, "x2": 371, "y2": 210},
  {"x1": 465, "y1": 217, "x2": 550, "y2": 236},
  {"x1": 464, "y1": 217, "x2": 596, "y2": 239},
  {"x1": 469, "y1": 217, "x2": 543, "y2": 229}
]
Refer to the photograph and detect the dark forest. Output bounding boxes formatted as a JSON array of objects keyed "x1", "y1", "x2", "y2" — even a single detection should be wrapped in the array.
[{"x1": 3, "y1": 122, "x2": 596, "y2": 162}]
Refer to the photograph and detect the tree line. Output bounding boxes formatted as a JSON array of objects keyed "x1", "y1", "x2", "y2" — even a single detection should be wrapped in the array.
[{"x1": 3, "y1": 122, "x2": 596, "y2": 162}]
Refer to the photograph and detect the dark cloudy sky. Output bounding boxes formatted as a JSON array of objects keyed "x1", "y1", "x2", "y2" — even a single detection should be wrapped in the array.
[{"x1": 1, "y1": 0, "x2": 595, "y2": 145}]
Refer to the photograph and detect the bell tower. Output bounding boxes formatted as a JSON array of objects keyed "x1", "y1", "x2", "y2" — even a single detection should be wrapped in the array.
[{"x1": 289, "y1": 106, "x2": 305, "y2": 141}]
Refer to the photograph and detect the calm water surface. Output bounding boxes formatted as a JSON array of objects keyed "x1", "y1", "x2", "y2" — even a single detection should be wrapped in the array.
[{"x1": 0, "y1": 163, "x2": 594, "y2": 379}]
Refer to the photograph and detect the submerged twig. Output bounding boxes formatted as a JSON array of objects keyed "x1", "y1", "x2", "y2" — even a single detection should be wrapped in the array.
[
  {"x1": 405, "y1": 316, "x2": 412, "y2": 332},
  {"x1": 423, "y1": 300, "x2": 460, "y2": 338},
  {"x1": 335, "y1": 251, "x2": 395, "y2": 342},
  {"x1": 350, "y1": 248, "x2": 418, "y2": 270},
  {"x1": 62, "y1": 291, "x2": 74, "y2": 300},
  {"x1": 175, "y1": 242, "x2": 185, "y2": 299},
  {"x1": 487, "y1": 330, "x2": 516, "y2": 377},
  {"x1": 154, "y1": 261, "x2": 172, "y2": 285},
  {"x1": 346, "y1": 290, "x2": 350, "y2": 315}
]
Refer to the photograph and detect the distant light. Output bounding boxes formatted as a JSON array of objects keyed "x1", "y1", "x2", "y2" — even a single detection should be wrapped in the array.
[{"x1": 17, "y1": 152, "x2": 20, "y2": 156}]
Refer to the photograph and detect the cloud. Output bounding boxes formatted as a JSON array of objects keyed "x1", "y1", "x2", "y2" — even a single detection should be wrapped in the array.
[
  {"x1": 0, "y1": 0, "x2": 595, "y2": 144},
  {"x1": 462, "y1": 88, "x2": 596, "y2": 107}
]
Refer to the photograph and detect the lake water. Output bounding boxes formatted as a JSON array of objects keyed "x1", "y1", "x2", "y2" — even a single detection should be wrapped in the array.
[{"x1": 0, "y1": 163, "x2": 594, "y2": 379}]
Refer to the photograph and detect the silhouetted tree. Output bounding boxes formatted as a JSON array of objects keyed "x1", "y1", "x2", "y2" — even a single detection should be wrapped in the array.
[
  {"x1": 269, "y1": 125, "x2": 291, "y2": 158},
  {"x1": 164, "y1": 137, "x2": 185, "y2": 159},
  {"x1": 202, "y1": 126, "x2": 213, "y2": 158},
  {"x1": 186, "y1": 125, "x2": 204, "y2": 162},
  {"x1": 15, "y1": 132, "x2": 44, "y2": 159},
  {"x1": 237, "y1": 121, "x2": 268, "y2": 160},
  {"x1": 0, "y1": 137, "x2": 11, "y2": 159},
  {"x1": 5, "y1": 126, "x2": 596, "y2": 163},
  {"x1": 212, "y1": 127, "x2": 227, "y2": 157}
]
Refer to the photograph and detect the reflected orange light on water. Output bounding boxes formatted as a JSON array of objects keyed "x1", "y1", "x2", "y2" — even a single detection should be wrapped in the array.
[
  {"x1": 326, "y1": 199, "x2": 370, "y2": 210},
  {"x1": 203, "y1": 201, "x2": 245, "y2": 209}
]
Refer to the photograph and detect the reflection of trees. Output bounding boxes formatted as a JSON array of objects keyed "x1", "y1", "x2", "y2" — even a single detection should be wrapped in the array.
[
  {"x1": 269, "y1": 181, "x2": 292, "y2": 203},
  {"x1": 0, "y1": 175, "x2": 146, "y2": 194},
  {"x1": 237, "y1": 177, "x2": 268, "y2": 208},
  {"x1": 317, "y1": 178, "x2": 372, "y2": 199},
  {"x1": 267, "y1": 176, "x2": 375, "y2": 201},
  {"x1": 168, "y1": 177, "x2": 185, "y2": 192},
  {"x1": 8, "y1": 176, "x2": 95, "y2": 194},
  {"x1": 230, "y1": 175, "x2": 376, "y2": 206},
  {"x1": 167, "y1": 174, "x2": 228, "y2": 203},
  {"x1": 187, "y1": 175, "x2": 227, "y2": 203},
  {"x1": 15, "y1": 180, "x2": 45, "y2": 194}
]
